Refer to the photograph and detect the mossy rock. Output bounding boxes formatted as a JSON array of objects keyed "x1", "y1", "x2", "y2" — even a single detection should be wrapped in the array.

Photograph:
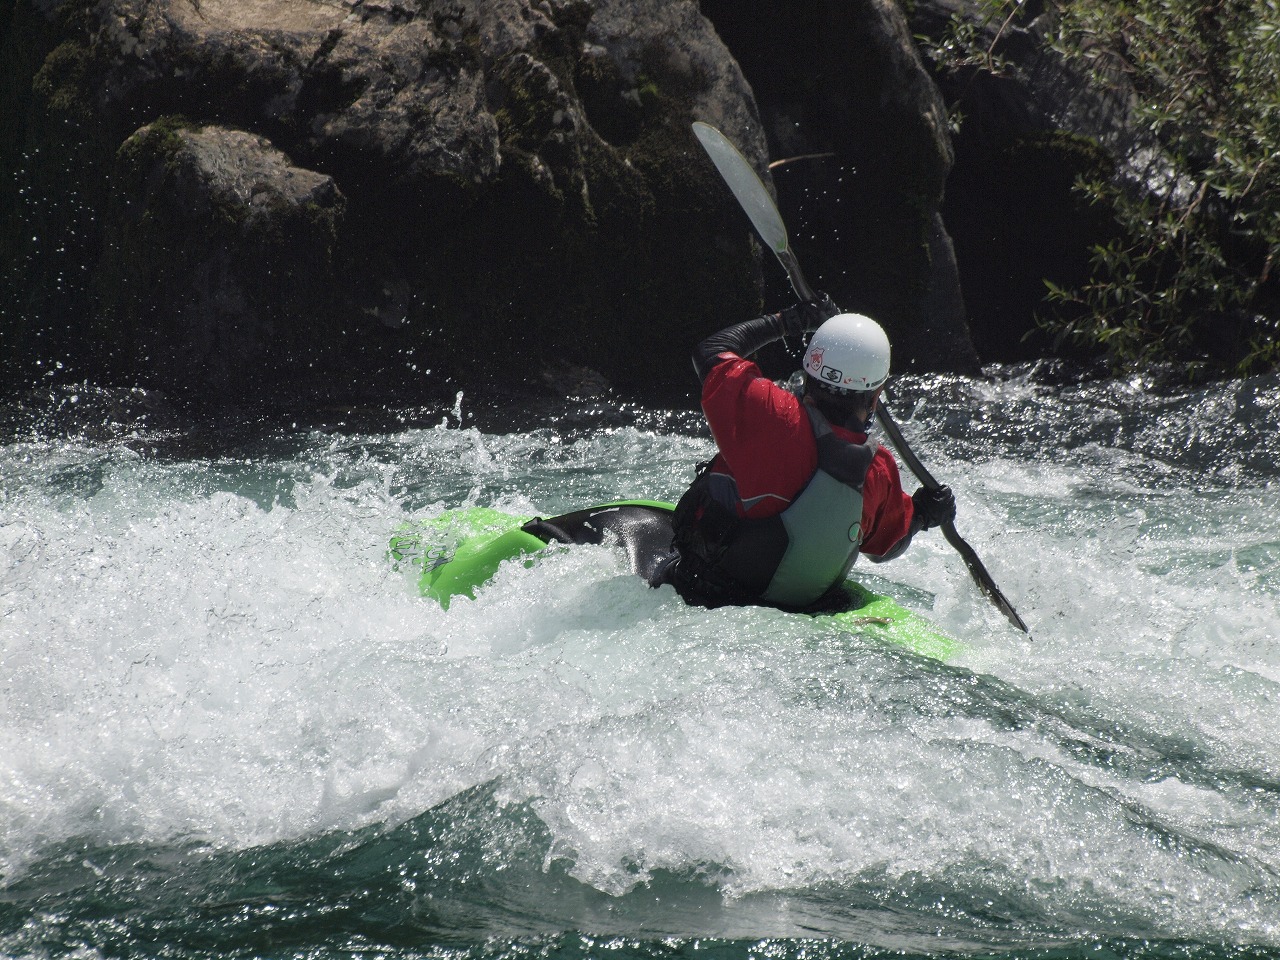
[
  {"x1": 3, "y1": 0, "x2": 772, "y2": 406},
  {"x1": 95, "y1": 123, "x2": 349, "y2": 400}
]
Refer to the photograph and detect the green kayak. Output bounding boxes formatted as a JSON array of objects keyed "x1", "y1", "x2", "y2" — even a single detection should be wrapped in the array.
[{"x1": 390, "y1": 500, "x2": 963, "y2": 662}]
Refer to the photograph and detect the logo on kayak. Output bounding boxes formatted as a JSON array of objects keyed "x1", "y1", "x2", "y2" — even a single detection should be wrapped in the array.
[
  {"x1": 388, "y1": 536, "x2": 453, "y2": 570},
  {"x1": 849, "y1": 521, "x2": 862, "y2": 543}
]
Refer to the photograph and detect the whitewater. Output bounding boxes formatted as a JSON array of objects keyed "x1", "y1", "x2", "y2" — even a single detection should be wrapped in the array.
[{"x1": 1, "y1": 368, "x2": 1278, "y2": 960}]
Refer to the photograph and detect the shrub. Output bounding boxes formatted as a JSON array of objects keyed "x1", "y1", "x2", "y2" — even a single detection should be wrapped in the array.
[{"x1": 925, "y1": 0, "x2": 1280, "y2": 375}]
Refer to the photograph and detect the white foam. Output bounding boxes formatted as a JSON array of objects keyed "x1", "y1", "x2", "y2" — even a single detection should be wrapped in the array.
[{"x1": 2, "y1": 398, "x2": 1278, "y2": 943}]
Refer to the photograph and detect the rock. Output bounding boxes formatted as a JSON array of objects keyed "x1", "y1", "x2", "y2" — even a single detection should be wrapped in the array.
[
  {"x1": 2, "y1": 0, "x2": 987, "y2": 406},
  {"x1": 699, "y1": 0, "x2": 980, "y2": 375},
  {"x1": 2, "y1": 0, "x2": 771, "y2": 405},
  {"x1": 95, "y1": 122, "x2": 346, "y2": 400},
  {"x1": 910, "y1": 0, "x2": 1129, "y2": 362},
  {"x1": 910, "y1": 0, "x2": 1135, "y2": 153}
]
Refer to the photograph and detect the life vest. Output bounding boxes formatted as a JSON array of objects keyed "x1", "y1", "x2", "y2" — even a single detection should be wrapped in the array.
[{"x1": 671, "y1": 405, "x2": 876, "y2": 609}]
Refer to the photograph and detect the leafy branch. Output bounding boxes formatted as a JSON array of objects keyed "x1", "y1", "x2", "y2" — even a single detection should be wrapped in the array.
[{"x1": 929, "y1": 0, "x2": 1280, "y2": 375}]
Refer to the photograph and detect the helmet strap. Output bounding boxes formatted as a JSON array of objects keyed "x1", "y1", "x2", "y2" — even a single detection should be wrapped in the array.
[
  {"x1": 845, "y1": 407, "x2": 875, "y2": 434},
  {"x1": 804, "y1": 377, "x2": 881, "y2": 433}
]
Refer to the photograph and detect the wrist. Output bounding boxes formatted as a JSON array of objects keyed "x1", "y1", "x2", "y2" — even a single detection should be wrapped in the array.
[{"x1": 775, "y1": 308, "x2": 805, "y2": 339}]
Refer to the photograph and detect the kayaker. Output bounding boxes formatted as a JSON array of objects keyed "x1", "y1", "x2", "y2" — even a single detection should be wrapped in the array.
[{"x1": 655, "y1": 297, "x2": 956, "y2": 610}]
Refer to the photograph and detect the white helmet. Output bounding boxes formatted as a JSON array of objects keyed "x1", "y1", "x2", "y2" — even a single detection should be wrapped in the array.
[{"x1": 803, "y1": 313, "x2": 891, "y2": 392}]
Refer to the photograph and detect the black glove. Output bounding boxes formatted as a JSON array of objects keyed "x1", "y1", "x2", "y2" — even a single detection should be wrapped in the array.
[
  {"x1": 912, "y1": 485, "x2": 956, "y2": 530},
  {"x1": 776, "y1": 293, "x2": 839, "y2": 337}
]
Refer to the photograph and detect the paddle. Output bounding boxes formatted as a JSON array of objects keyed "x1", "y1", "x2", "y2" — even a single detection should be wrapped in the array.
[{"x1": 692, "y1": 121, "x2": 1030, "y2": 633}]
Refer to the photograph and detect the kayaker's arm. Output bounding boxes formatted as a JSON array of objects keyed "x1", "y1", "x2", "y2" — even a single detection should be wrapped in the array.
[
  {"x1": 865, "y1": 511, "x2": 925, "y2": 564},
  {"x1": 865, "y1": 485, "x2": 956, "y2": 563},
  {"x1": 692, "y1": 296, "x2": 837, "y2": 382}
]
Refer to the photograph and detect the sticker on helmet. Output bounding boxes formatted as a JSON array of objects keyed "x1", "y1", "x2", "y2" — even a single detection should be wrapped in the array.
[{"x1": 821, "y1": 366, "x2": 843, "y2": 384}]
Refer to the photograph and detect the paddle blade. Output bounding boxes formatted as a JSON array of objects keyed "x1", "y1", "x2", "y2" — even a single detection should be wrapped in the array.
[
  {"x1": 941, "y1": 523, "x2": 1031, "y2": 633},
  {"x1": 692, "y1": 121, "x2": 789, "y2": 255}
]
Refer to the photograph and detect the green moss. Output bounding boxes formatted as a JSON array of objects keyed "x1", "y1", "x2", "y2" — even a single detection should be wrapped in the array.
[
  {"x1": 634, "y1": 77, "x2": 662, "y2": 107},
  {"x1": 492, "y1": 55, "x2": 561, "y2": 148},
  {"x1": 116, "y1": 115, "x2": 197, "y2": 170},
  {"x1": 574, "y1": 38, "x2": 709, "y2": 151},
  {"x1": 25, "y1": 0, "x2": 105, "y2": 119},
  {"x1": 31, "y1": 39, "x2": 94, "y2": 117}
]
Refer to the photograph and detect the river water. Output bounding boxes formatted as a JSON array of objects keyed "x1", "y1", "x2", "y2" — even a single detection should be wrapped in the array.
[{"x1": 2, "y1": 368, "x2": 1278, "y2": 960}]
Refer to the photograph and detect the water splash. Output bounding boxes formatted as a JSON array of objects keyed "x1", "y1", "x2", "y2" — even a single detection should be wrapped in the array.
[{"x1": 2, "y1": 373, "x2": 1278, "y2": 957}]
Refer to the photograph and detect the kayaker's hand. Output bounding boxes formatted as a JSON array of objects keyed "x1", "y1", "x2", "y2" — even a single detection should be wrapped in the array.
[
  {"x1": 912, "y1": 485, "x2": 956, "y2": 530},
  {"x1": 777, "y1": 293, "x2": 839, "y2": 337}
]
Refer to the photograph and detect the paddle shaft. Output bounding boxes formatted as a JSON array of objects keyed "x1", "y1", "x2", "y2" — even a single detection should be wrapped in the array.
[
  {"x1": 874, "y1": 401, "x2": 1030, "y2": 633},
  {"x1": 694, "y1": 122, "x2": 1029, "y2": 633}
]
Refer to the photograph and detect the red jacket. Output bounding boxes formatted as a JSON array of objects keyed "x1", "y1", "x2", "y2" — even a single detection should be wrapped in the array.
[{"x1": 700, "y1": 354, "x2": 915, "y2": 559}]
